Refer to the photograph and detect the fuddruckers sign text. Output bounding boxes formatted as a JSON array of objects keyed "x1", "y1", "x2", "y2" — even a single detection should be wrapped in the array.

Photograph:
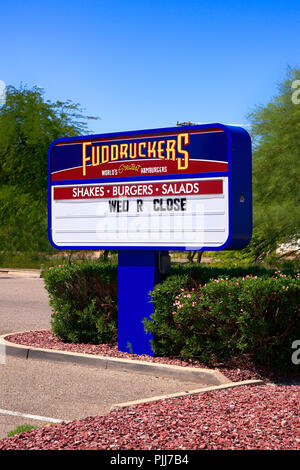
[{"x1": 48, "y1": 124, "x2": 252, "y2": 251}]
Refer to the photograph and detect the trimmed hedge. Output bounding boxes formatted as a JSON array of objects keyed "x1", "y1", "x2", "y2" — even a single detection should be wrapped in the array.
[
  {"x1": 43, "y1": 261, "x2": 118, "y2": 344},
  {"x1": 168, "y1": 263, "x2": 295, "y2": 285},
  {"x1": 143, "y1": 271, "x2": 300, "y2": 368},
  {"x1": 43, "y1": 260, "x2": 299, "y2": 369}
]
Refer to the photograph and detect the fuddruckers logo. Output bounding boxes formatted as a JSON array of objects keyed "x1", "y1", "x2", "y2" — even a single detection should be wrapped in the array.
[{"x1": 82, "y1": 133, "x2": 190, "y2": 175}]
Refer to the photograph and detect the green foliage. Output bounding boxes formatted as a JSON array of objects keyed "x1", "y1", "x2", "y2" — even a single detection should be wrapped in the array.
[
  {"x1": 43, "y1": 261, "x2": 118, "y2": 344},
  {"x1": 0, "y1": 84, "x2": 97, "y2": 252},
  {"x1": 168, "y1": 263, "x2": 284, "y2": 284},
  {"x1": 0, "y1": 185, "x2": 48, "y2": 252},
  {"x1": 144, "y1": 271, "x2": 300, "y2": 368},
  {"x1": 205, "y1": 67, "x2": 300, "y2": 264},
  {"x1": 246, "y1": 67, "x2": 300, "y2": 259},
  {"x1": 7, "y1": 424, "x2": 38, "y2": 437},
  {"x1": 42, "y1": 259, "x2": 299, "y2": 371},
  {"x1": 145, "y1": 275, "x2": 189, "y2": 356}
]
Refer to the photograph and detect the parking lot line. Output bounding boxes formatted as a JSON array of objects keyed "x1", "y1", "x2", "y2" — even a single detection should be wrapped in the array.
[{"x1": 0, "y1": 408, "x2": 63, "y2": 423}]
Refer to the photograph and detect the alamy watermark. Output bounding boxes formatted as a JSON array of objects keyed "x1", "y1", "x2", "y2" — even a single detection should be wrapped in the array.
[
  {"x1": 291, "y1": 80, "x2": 300, "y2": 105},
  {"x1": 0, "y1": 80, "x2": 6, "y2": 105},
  {"x1": 291, "y1": 340, "x2": 300, "y2": 365}
]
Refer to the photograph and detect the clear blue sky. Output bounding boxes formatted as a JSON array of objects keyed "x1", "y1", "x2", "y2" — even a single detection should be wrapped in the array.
[{"x1": 1, "y1": 0, "x2": 299, "y2": 134}]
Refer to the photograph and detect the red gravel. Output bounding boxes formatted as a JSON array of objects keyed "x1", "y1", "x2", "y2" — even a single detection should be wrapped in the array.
[
  {"x1": 0, "y1": 384, "x2": 299, "y2": 450},
  {"x1": 5, "y1": 330, "x2": 298, "y2": 383}
]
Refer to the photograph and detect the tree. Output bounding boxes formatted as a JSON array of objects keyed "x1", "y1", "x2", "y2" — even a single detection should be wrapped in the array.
[
  {"x1": 0, "y1": 85, "x2": 97, "y2": 252},
  {"x1": 187, "y1": 251, "x2": 204, "y2": 263},
  {"x1": 246, "y1": 67, "x2": 300, "y2": 260}
]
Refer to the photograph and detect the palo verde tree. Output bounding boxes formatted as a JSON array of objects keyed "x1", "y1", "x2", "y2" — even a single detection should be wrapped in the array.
[
  {"x1": 202, "y1": 67, "x2": 300, "y2": 265},
  {"x1": 246, "y1": 67, "x2": 300, "y2": 261},
  {"x1": 0, "y1": 85, "x2": 97, "y2": 252}
]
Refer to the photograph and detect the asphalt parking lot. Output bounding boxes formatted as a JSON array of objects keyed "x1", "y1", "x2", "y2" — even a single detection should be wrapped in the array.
[
  {"x1": 0, "y1": 276, "x2": 202, "y2": 439},
  {"x1": 0, "y1": 276, "x2": 51, "y2": 335}
]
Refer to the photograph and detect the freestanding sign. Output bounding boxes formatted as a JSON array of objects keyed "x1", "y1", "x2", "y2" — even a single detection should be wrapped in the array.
[{"x1": 48, "y1": 124, "x2": 252, "y2": 355}]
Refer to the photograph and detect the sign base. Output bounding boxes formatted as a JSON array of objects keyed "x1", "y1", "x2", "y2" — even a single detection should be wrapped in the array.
[{"x1": 118, "y1": 251, "x2": 160, "y2": 356}]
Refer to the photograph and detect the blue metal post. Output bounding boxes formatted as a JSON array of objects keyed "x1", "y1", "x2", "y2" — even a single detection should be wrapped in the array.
[{"x1": 118, "y1": 250, "x2": 159, "y2": 356}]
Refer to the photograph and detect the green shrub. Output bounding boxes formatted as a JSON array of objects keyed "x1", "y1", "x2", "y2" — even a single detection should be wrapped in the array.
[
  {"x1": 168, "y1": 263, "x2": 294, "y2": 284},
  {"x1": 144, "y1": 271, "x2": 300, "y2": 368},
  {"x1": 43, "y1": 261, "x2": 118, "y2": 344},
  {"x1": 43, "y1": 257, "x2": 299, "y2": 370},
  {"x1": 145, "y1": 274, "x2": 189, "y2": 356},
  {"x1": 7, "y1": 424, "x2": 38, "y2": 437}
]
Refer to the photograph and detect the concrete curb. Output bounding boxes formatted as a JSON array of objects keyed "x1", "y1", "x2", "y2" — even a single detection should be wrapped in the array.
[
  {"x1": 110, "y1": 379, "x2": 264, "y2": 411},
  {"x1": 110, "y1": 380, "x2": 264, "y2": 411},
  {"x1": 0, "y1": 333, "x2": 231, "y2": 386},
  {"x1": 0, "y1": 269, "x2": 41, "y2": 278}
]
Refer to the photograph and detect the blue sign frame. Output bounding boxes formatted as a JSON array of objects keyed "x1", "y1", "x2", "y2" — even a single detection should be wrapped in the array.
[
  {"x1": 48, "y1": 123, "x2": 252, "y2": 251},
  {"x1": 48, "y1": 123, "x2": 252, "y2": 356}
]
